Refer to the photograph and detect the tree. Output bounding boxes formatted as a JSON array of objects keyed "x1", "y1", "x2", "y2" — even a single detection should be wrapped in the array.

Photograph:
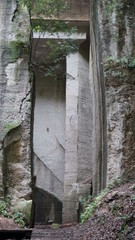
[{"x1": 20, "y1": 0, "x2": 78, "y2": 78}]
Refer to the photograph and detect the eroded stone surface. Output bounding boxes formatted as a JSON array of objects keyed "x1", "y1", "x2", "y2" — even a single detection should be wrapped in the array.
[
  {"x1": 89, "y1": 0, "x2": 107, "y2": 195},
  {"x1": 98, "y1": 0, "x2": 135, "y2": 181},
  {"x1": 0, "y1": 1, "x2": 31, "y2": 208}
]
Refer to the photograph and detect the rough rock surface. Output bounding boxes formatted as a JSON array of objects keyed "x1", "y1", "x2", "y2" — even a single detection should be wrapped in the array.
[
  {"x1": 98, "y1": 0, "x2": 135, "y2": 181},
  {"x1": 89, "y1": 0, "x2": 107, "y2": 195},
  {"x1": 0, "y1": 0, "x2": 32, "y2": 209}
]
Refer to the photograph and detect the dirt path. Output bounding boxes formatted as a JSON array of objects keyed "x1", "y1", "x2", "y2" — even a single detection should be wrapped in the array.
[
  {"x1": 0, "y1": 181, "x2": 135, "y2": 239},
  {"x1": 31, "y1": 181, "x2": 135, "y2": 240}
]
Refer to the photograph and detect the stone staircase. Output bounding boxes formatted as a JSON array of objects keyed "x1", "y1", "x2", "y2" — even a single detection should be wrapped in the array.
[{"x1": 30, "y1": 225, "x2": 73, "y2": 240}]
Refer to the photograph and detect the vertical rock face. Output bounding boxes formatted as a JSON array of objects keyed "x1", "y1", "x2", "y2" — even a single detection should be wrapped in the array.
[
  {"x1": 89, "y1": 0, "x2": 107, "y2": 195},
  {"x1": 32, "y1": 1, "x2": 91, "y2": 224},
  {"x1": 63, "y1": 45, "x2": 92, "y2": 223},
  {"x1": 2, "y1": 0, "x2": 134, "y2": 224},
  {"x1": 0, "y1": 0, "x2": 31, "y2": 207},
  {"x1": 98, "y1": 0, "x2": 135, "y2": 181}
]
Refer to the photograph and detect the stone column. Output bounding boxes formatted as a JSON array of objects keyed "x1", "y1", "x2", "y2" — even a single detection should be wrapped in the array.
[
  {"x1": 63, "y1": 44, "x2": 92, "y2": 222},
  {"x1": 63, "y1": 53, "x2": 79, "y2": 223}
]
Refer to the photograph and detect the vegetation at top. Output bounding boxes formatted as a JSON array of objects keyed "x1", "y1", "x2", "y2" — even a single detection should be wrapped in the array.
[{"x1": 20, "y1": 0, "x2": 79, "y2": 79}]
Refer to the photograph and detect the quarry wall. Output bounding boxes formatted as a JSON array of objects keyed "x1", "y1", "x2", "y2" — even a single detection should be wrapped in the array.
[
  {"x1": 0, "y1": 0, "x2": 134, "y2": 225},
  {"x1": 98, "y1": 0, "x2": 135, "y2": 181},
  {"x1": 0, "y1": 0, "x2": 32, "y2": 220}
]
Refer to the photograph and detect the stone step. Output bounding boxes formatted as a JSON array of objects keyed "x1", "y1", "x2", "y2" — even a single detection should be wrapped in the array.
[
  {"x1": 31, "y1": 228, "x2": 70, "y2": 240},
  {"x1": 30, "y1": 223, "x2": 77, "y2": 239}
]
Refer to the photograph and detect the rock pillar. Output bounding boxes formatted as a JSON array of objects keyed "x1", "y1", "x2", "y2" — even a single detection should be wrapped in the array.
[
  {"x1": 63, "y1": 41, "x2": 92, "y2": 223},
  {"x1": 0, "y1": 0, "x2": 32, "y2": 211},
  {"x1": 63, "y1": 53, "x2": 78, "y2": 222}
]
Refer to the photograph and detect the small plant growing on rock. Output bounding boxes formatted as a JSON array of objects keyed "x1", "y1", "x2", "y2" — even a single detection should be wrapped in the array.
[
  {"x1": 0, "y1": 199, "x2": 26, "y2": 228},
  {"x1": 13, "y1": 211, "x2": 25, "y2": 228},
  {"x1": 51, "y1": 223, "x2": 60, "y2": 229},
  {"x1": 0, "y1": 200, "x2": 11, "y2": 218}
]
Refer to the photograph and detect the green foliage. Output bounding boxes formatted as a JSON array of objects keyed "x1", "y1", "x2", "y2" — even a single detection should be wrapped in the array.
[
  {"x1": 43, "y1": 38, "x2": 78, "y2": 78},
  {"x1": 109, "y1": 202, "x2": 120, "y2": 215},
  {"x1": 128, "y1": 57, "x2": 135, "y2": 68},
  {"x1": 0, "y1": 200, "x2": 10, "y2": 218},
  {"x1": 103, "y1": 0, "x2": 128, "y2": 17},
  {"x1": 20, "y1": 0, "x2": 32, "y2": 10},
  {"x1": 8, "y1": 41, "x2": 26, "y2": 62},
  {"x1": 0, "y1": 199, "x2": 25, "y2": 228},
  {"x1": 108, "y1": 178, "x2": 123, "y2": 190},
  {"x1": 103, "y1": 0, "x2": 116, "y2": 18},
  {"x1": 107, "y1": 0, "x2": 116, "y2": 13},
  {"x1": 32, "y1": 0, "x2": 68, "y2": 17},
  {"x1": 47, "y1": 39, "x2": 78, "y2": 60},
  {"x1": 131, "y1": 194, "x2": 135, "y2": 201},
  {"x1": 80, "y1": 188, "x2": 108, "y2": 223},
  {"x1": 116, "y1": 214, "x2": 132, "y2": 234},
  {"x1": 3, "y1": 41, "x2": 27, "y2": 65},
  {"x1": 129, "y1": 184, "x2": 135, "y2": 190},
  {"x1": 20, "y1": 0, "x2": 78, "y2": 79},
  {"x1": 105, "y1": 56, "x2": 135, "y2": 70},
  {"x1": 115, "y1": 214, "x2": 131, "y2": 222},
  {"x1": 13, "y1": 211, "x2": 25, "y2": 228},
  {"x1": 21, "y1": 0, "x2": 69, "y2": 25}
]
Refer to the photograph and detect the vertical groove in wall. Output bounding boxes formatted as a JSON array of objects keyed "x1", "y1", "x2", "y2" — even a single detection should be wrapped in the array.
[{"x1": 90, "y1": 0, "x2": 107, "y2": 194}]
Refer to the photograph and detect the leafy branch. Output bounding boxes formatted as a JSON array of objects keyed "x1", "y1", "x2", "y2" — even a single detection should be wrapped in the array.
[{"x1": 20, "y1": 0, "x2": 79, "y2": 79}]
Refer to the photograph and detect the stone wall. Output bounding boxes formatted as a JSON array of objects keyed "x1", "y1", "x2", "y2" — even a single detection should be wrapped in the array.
[
  {"x1": 62, "y1": 41, "x2": 93, "y2": 223},
  {"x1": 61, "y1": 0, "x2": 90, "y2": 21},
  {"x1": 33, "y1": 62, "x2": 65, "y2": 201},
  {"x1": 98, "y1": 0, "x2": 135, "y2": 181},
  {"x1": 0, "y1": 0, "x2": 32, "y2": 212}
]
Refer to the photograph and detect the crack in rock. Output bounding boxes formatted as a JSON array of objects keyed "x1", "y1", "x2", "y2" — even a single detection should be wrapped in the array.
[
  {"x1": 19, "y1": 89, "x2": 31, "y2": 115},
  {"x1": 11, "y1": 1, "x2": 18, "y2": 22}
]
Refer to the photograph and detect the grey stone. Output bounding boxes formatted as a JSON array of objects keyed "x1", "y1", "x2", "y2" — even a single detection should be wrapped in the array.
[{"x1": 0, "y1": 0, "x2": 31, "y2": 211}]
